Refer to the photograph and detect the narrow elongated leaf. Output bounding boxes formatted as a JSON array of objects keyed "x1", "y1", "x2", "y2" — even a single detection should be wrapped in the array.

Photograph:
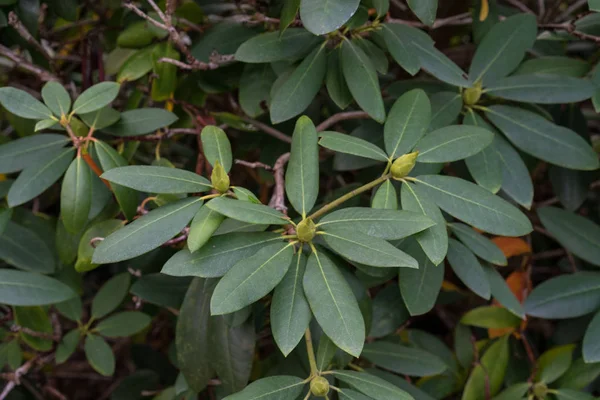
[
  {"x1": 415, "y1": 125, "x2": 493, "y2": 163},
  {"x1": 515, "y1": 56, "x2": 590, "y2": 77},
  {"x1": 415, "y1": 175, "x2": 532, "y2": 236},
  {"x1": 95, "y1": 311, "x2": 151, "y2": 337},
  {"x1": 493, "y1": 383, "x2": 531, "y2": 400},
  {"x1": 463, "y1": 111, "x2": 502, "y2": 193},
  {"x1": 341, "y1": 40, "x2": 385, "y2": 123},
  {"x1": 461, "y1": 306, "x2": 521, "y2": 328},
  {"x1": 554, "y1": 389, "x2": 596, "y2": 400},
  {"x1": 485, "y1": 74, "x2": 596, "y2": 104},
  {"x1": 223, "y1": 376, "x2": 305, "y2": 400},
  {"x1": 469, "y1": 14, "x2": 537, "y2": 85},
  {"x1": 362, "y1": 341, "x2": 446, "y2": 376},
  {"x1": 372, "y1": 180, "x2": 397, "y2": 210},
  {"x1": 384, "y1": 89, "x2": 431, "y2": 159},
  {"x1": 331, "y1": 370, "x2": 413, "y2": 400},
  {"x1": 41, "y1": 81, "x2": 71, "y2": 116},
  {"x1": 299, "y1": 0, "x2": 360, "y2": 35},
  {"x1": 555, "y1": 358, "x2": 600, "y2": 390},
  {"x1": 91, "y1": 273, "x2": 131, "y2": 319},
  {"x1": 401, "y1": 182, "x2": 448, "y2": 265},
  {"x1": 188, "y1": 206, "x2": 225, "y2": 253},
  {"x1": 239, "y1": 64, "x2": 277, "y2": 118},
  {"x1": 0, "y1": 87, "x2": 53, "y2": 119},
  {"x1": 84, "y1": 334, "x2": 115, "y2": 376},
  {"x1": 355, "y1": 38, "x2": 388, "y2": 74},
  {"x1": 399, "y1": 239, "x2": 444, "y2": 315},
  {"x1": 102, "y1": 108, "x2": 178, "y2": 136},
  {"x1": 270, "y1": 45, "x2": 327, "y2": 124},
  {"x1": 56, "y1": 329, "x2": 80, "y2": 364},
  {"x1": 101, "y1": 166, "x2": 211, "y2": 194},
  {"x1": 92, "y1": 197, "x2": 203, "y2": 264},
  {"x1": 486, "y1": 105, "x2": 599, "y2": 170},
  {"x1": 61, "y1": 157, "x2": 92, "y2": 233},
  {"x1": 584, "y1": 311, "x2": 600, "y2": 363},
  {"x1": 381, "y1": 24, "x2": 420, "y2": 75},
  {"x1": 0, "y1": 134, "x2": 68, "y2": 174},
  {"x1": 319, "y1": 131, "x2": 388, "y2": 162},
  {"x1": 537, "y1": 207, "x2": 600, "y2": 267},
  {"x1": 286, "y1": 116, "x2": 319, "y2": 216},
  {"x1": 429, "y1": 91, "x2": 462, "y2": 131},
  {"x1": 0, "y1": 221, "x2": 54, "y2": 273},
  {"x1": 8, "y1": 147, "x2": 75, "y2": 207},
  {"x1": 316, "y1": 333, "x2": 338, "y2": 371},
  {"x1": 492, "y1": 134, "x2": 534, "y2": 208},
  {"x1": 79, "y1": 107, "x2": 120, "y2": 130},
  {"x1": 211, "y1": 242, "x2": 294, "y2": 315},
  {"x1": 235, "y1": 28, "x2": 318, "y2": 62},
  {"x1": 319, "y1": 208, "x2": 434, "y2": 240},
  {"x1": 206, "y1": 197, "x2": 289, "y2": 225},
  {"x1": 447, "y1": 239, "x2": 491, "y2": 299},
  {"x1": 525, "y1": 272, "x2": 600, "y2": 319},
  {"x1": 535, "y1": 344, "x2": 575, "y2": 384},
  {"x1": 484, "y1": 265, "x2": 524, "y2": 318},
  {"x1": 322, "y1": 228, "x2": 417, "y2": 268},
  {"x1": 449, "y1": 223, "x2": 506, "y2": 266},
  {"x1": 462, "y1": 336, "x2": 509, "y2": 399},
  {"x1": 407, "y1": 0, "x2": 437, "y2": 26},
  {"x1": 201, "y1": 126, "x2": 233, "y2": 172},
  {"x1": 411, "y1": 41, "x2": 470, "y2": 87},
  {"x1": 326, "y1": 49, "x2": 353, "y2": 109},
  {"x1": 280, "y1": 0, "x2": 301, "y2": 34},
  {"x1": 72, "y1": 82, "x2": 120, "y2": 114},
  {"x1": 271, "y1": 252, "x2": 311, "y2": 356},
  {"x1": 304, "y1": 250, "x2": 365, "y2": 357},
  {"x1": 130, "y1": 273, "x2": 190, "y2": 309},
  {"x1": 369, "y1": 285, "x2": 408, "y2": 338},
  {"x1": 0, "y1": 269, "x2": 76, "y2": 306},
  {"x1": 162, "y1": 232, "x2": 282, "y2": 277}
]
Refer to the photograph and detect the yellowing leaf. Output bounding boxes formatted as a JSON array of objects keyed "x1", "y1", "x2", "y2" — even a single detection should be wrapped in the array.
[
  {"x1": 491, "y1": 237, "x2": 531, "y2": 258},
  {"x1": 479, "y1": 0, "x2": 489, "y2": 21}
]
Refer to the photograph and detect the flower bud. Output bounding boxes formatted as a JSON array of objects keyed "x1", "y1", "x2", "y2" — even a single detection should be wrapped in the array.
[
  {"x1": 462, "y1": 81, "x2": 483, "y2": 106},
  {"x1": 310, "y1": 376, "x2": 330, "y2": 397},
  {"x1": 211, "y1": 161, "x2": 230, "y2": 193},
  {"x1": 391, "y1": 151, "x2": 418, "y2": 180},
  {"x1": 296, "y1": 218, "x2": 316, "y2": 242}
]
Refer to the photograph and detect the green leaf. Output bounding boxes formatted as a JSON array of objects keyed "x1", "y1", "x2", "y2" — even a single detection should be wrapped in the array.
[
  {"x1": 341, "y1": 39, "x2": 385, "y2": 123},
  {"x1": 485, "y1": 74, "x2": 596, "y2": 104},
  {"x1": 319, "y1": 131, "x2": 388, "y2": 162},
  {"x1": 188, "y1": 206, "x2": 225, "y2": 253},
  {"x1": 325, "y1": 49, "x2": 353, "y2": 109},
  {"x1": 362, "y1": 341, "x2": 446, "y2": 376},
  {"x1": 549, "y1": 166, "x2": 588, "y2": 212},
  {"x1": 411, "y1": 41, "x2": 470, "y2": 87},
  {"x1": 79, "y1": 107, "x2": 120, "y2": 130},
  {"x1": 0, "y1": 134, "x2": 66, "y2": 175},
  {"x1": 206, "y1": 197, "x2": 289, "y2": 225},
  {"x1": 117, "y1": 21, "x2": 155, "y2": 48},
  {"x1": 515, "y1": 56, "x2": 590, "y2": 77},
  {"x1": 162, "y1": 232, "x2": 282, "y2": 277},
  {"x1": 0, "y1": 208, "x2": 12, "y2": 235},
  {"x1": 0, "y1": 221, "x2": 54, "y2": 273},
  {"x1": 492, "y1": 134, "x2": 534, "y2": 209},
  {"x1": 0, "y1": 269, "x2": 76, "y2": 305},
  {"x1": 211, "y1": 242, "x2": 294, "y2": 315},
  {"x1": 555, "y1": 358, "x2": 600, "y2": 390},
  {"x1": 239, "y1": 64, "x2": 277, "y2": 118},
  {"x1": 223, "y1": 376, "x2": 305, "y2": 400},
  {"x1": 330, "y1": 370, "x2": 413, "y2": 400},
  {"x1": 55, "y1": 297, "x2": 82, "y2": 322},
  {"x1": 537, "y1": 207, "x2": 600, "y2": 267},
  {"x1": 102, "y1": 108, "x2": 178, "y2": 136},
  {"x1": 554, "y1": 389, "x2": 596, "y2": 400},
  {"x1": 469, "y1": 14, "x2": 537, "y2": 85},
  {"x1": 321, "y1": 228, "x2": 418, "y2": 268},
  {"x1": 91, "y1": 273, "x2": 131, "y2": 319},
  {"x1": 487, "y1": 105, "x2": 598, "y2": 171},
  {"x1": 235, "y1": 28, "x2": 318, "y2": 63},
  {"x1": 584, "y1": 310, "x2": 600, "y2": 363},
  {"x1": 0, "y1": 87, "x2": 53, "y2": 119},
  {"x1": 525, "y1": 272, "x2": 600, "y2": 319},
  {"x1": 280, "y1": 0, "x2": 300, "y2": 34},
  {"x1": 61, "y1": 156, "x2": 92, "y2": 233},
  {"x1": 407, "y1": 0, "x2": 437, "y2": 26},
  {"x1": 271, "y1": 252, "x2": 311, "y2": 356},
  {"x1": 492, "y1": 383, "x2": 530, "y2": 400},
  {"x1": 484, "y1": 265, "x2": 524, "y2": 318},
  {"x1": 355, "y1": 39, "x2": 388, "y2": 75},
  {"x1": 93, "y1": 141, "x2": 137, "y2": 220},
  {"x1": 384, "y1": 89, "x2": 431, "y2": 159},
  {"x1": 299, "y1": 0, "x2": 360, "y2": 35},
  {"x1": 84, "y1": 334, "x2": 115, "y2": 376},
  {"x1": 371, "y1": 180, "x2": 397, "y2": 210},
  {"x1": 191, "y1": 22, "x2": 256, "y2": 62},
  {"x1": 7, "y1": 147, "x2": 75, "y2": 207},
  {"x1": 177, "y1": 278, "x2": 216, "y2": 392},
  {"x1": 429, "y1": 91, "x2": 462, "y2": 131},
  {"x1": 381, "y1": 24, "x2": 420, "y2": 75},
  {"x1": 316, "y1": 333, "x2": 338, "y2": 371},
  {"x1": 461, "y1": 306, "x2": 521, "y2": 329},
  {"x1": 285, "y1": 116, "x2": 319, "y2": 216},
  {"x1": 369, "y1": 285, "x2": 408, "y2": 338},
  {"x1": 462, "y1": 336, "x2": 510, "y2": 400},
  {"x1": 400, "y1": 182, "x2": 448, "y2": 265},
  {"x1": 319, "y1": 207, "x2": 434, "y2": 240},
  {"x1": 447, "y1": 239, "x2": 491, "y2": 299},
  {"x1": 535, "y1": 344, "x2": 575, "y2": 384},
  {"x1": 101, "y1": 166, "x2": 211, "y2": 194},
  {"x1": 75, "y1": 220, "x2": 124, "y2": 273},
  {"x1": 72, "y1": 82, "x2": 120, "y2": 114},
  {"x1": 5, "y1": 339, "x2": 22, "y2": 370},
  {"x1": 414, "y1": 125, "x2": 493, "y2": 163},
  {"x1": 13, "y1": 306, "x2": 52, "y2": 351},
  {"x1": 201, "y1": 126, "x2": 233, "y2": 172},
  {"x1": 130, "y1": 273, "x2": 190, "y2": 309},
  {"x1": 455, "y1": 324, "x2": 474, "y2": 369},
  {"x1": 270, "y1": 45, "x2": 327, "y2": 124},
  {"x1": 117, "y1": 46, "x2": 154, "y2": 83},
  {"x1": 151, "y1": 43, "x2": 179, "y2": 102},
  {"x1": 94, "y1": 311, "x2": 151, "y2": 337},
  {"x1": 304, "y1": 250, "x2": 365, "y2": 357},
  {"x1": 399, "y1": 239, "x2": 444, "y2": 315},
  {"x1": 449, "y1": 223, "x2": 506, "y2": 266},
  {"x1": 591, "y1": 0, "x2": 600, "y2": 11},
  {"x1": 462, "y1": 112, "x2": 502, "y2": 193},
  {"x1": 55, "y1": 329, "x2": 80, "y2": 364},
  {"x1": 35, "y1": 119, "x2": 58, "y2": 131},
  {"x1": 93, "y1": 197, "x2": 203, "y2": 264},
  {"x1": 372, "y1": 0, "x2": 389, "y2": 17},
  {"x1": 415, "y1": 175, "x2": 532, "y2": 236},
  {"x1": 41, "y1": 81, "x2": 71, "y2": 116}
]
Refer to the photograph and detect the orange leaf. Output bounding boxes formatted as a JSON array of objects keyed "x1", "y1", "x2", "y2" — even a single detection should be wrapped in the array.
[
  {"x1": 491, "y1": 237, "x2": 531, "y2": 258},
  {"x1": 488, "y1": 270, "x2": 531, "y2": 338}
]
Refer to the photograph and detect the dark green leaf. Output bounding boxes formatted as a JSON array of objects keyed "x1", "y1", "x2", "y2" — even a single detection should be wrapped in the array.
[
  {"x1": 102, "y1": 108, "x2": 178, "y2": 136},
  {"x1": 191, "y1": 22, "x2": 257, "y2": 62},
  {"x1": 330, "y1": 370, "x2": 413, "y2": 400},
  {"x1": 79, "y1": 107, "x2": 120, "y2": 130},
  {"x1": 381, "y1": 24, "x2": 420, "y2": 75},
  {"x1": 0, "y1": 269, "x2": 76, "y2": 305},
  {"x1": 14, "y1": 306, "x2": 52, "y2": 351},
  {"x1": 355, "y1": 39, "x2": 388, "y2": 75},
  {"x1": 0, "y1": 221, "x2": 54, "y2": 273},
  {"x1": 461, "y1": 306, "x2": 521, "y2": 329},
  {"x1": 362, "y1": 341, "x2": 446, "y2": 376},
  {"x1": 369, "y1": 284, "x2": 408, "y2": 338},
  {"x1": 463, "y1": 111, "x2": 502, "y2": 193},
  {"x1": 492, "y1": 383, "x2": 530, "y2": 400},
  {"x1": 102, "y1": 166, "x2": 211, "y2": 194},
  {"x1": 584, "y1": 310, "x2": 600, "y2": 363},
  {"x1": 462, "y1": 336, "x2": 509, "y2": 399},
  {"x1": 94, "y1": 311, "x2": 151, "y2": 337},
  {"x1": 117, "y1": 46, "x2": 154, "y2": 83},
  {"x1": 316, "y1": 333, "x2": 338, "y2": 371},
  {"x1": 0, "y1": 87, "x2": 53, "y2": 119},
  {"x1": 206, "y1": 197, "x2": 289, "y2": 225},
  {"x1": 325, "y1": 49, "x2": 353, "y2": 109},
  {"x1": 384, "y1": 89, "x2": 431, "y2": 159},
  {"x1": 429, "y1": 91, "x2": 462, "y2": 131},
  {"x1": 55, "y1": 329, "x2": 80, "y2": 364},
  {"x1": 319, "y1": 131, "x2": 388, "y2": 162},
  {"x1": 514, "y1": 56, "x2": 590, "y2": 77},
  {"x1": 84, "y1": 334, "x2": 115, "y2": 376},
  {"x1": 223, "y1": 376, "x2": 305, "y2": 400},
  {"x1": 449, "y1": 223, "x2": 506, "y2": 266},
  {"x1": 407, "y1": 0, "x2": 437, "y2": 26},
  {"x1": 286, "y1": 116, "x2": 319, "y2": 216},
  {"x1": 535, "y1": 344, "x2": 575, "y2": 384},
  {"x1": 447, "y1": 239, "x2": 491, "y2": 299},
  {"x1": 75, "y1": 219, "x2": 123, "y2": 273},
  {"x1": 493, "y1": 133, "x2": 534, "y2": 209},
  {"x1": 41, "y1": 81, "x2": 71, "y2": 116},
  {"x1": 130, "y1": 273, "x2": 191, "y2": 309},
  {"x1": 484, "y1": 265, "x2": 524, "y2": 318},
  {"x1": 91, "y1": 273, "x2": 131, "y2": 319},
  {"x1": 411, "y1": 41, "x2": 470, "y2": 87},
  {"x1": 555, "y1": 358, "x2": 600, "y2": 390},
  {"x1": 151, "y1": 43, "x2": 179, "y2": 102},
  {"x1": 188, "y1": 206, "x2": 225, "y2": 253},
  {"x1": 239, "y1": 64, "x2": 277, "y2": 118},
  {"x1": 554, "y1": 389, "x2": 596, "y2": 400},
  {"x1": 415, "y1": 125, "x2": 493, "y2": 163},
  {"x1": 280, "y1": 0, "x2": 300, "y2": 34},
  {"x1": 201, "y1": 126, "x2": 233, "y2": 172},
  {"x1": 299, "y1": 0, "x2": 360, "y2": 35},
  {"x1": 61, "y1": 157, "x2": 92, "y2": 233},
  {"x1": 72, "y1": 82, "x2": 120, "y2": 114},
  {"x1": 235, "y1": 28, "x2": 318, "y2": 62},
  {"x1": 372, "y1": 180, "x2": 397, "y2": 210}
]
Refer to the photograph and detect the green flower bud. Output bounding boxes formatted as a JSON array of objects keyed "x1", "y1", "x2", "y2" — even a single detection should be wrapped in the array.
[
  {"x1": 391, "y1": 151, "x2": 418, "y2": 180},
  {"x1": 532, "y1": 382, "x2": 547, "y2": 398},
  {"x1": 296, "y1": 218, "x2": 316, "y2": 242},
  {"x1": 211, "y1": 160, "x2": 230, "y2": 193},
  {"x1": 462, "y1": 81, "x2": 483, "y2": 106},
  {"x1": 310, "y1": 376, "x2": 330, "y2": 397}
]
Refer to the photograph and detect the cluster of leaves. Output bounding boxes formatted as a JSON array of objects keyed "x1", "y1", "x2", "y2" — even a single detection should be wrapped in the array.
[{"x1": 1, "y1": 0, "x2": 600, "y2": 399}]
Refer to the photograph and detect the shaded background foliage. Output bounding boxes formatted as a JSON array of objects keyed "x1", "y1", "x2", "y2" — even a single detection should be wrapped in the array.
[{"x1": 0, "y1": 0, "x2": 600, "y2": 399}]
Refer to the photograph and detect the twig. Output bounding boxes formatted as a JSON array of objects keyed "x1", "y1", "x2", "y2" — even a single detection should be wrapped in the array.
[
  {"x1": 269, "y1": 152, "x2": 291, "y2": 213},
  {"x1": 316, "y1": 111, "x2": 370, "y2": 132},
  {"x1": 0, "y1": 355, "x2": 52, "y2": 400},
  {"x1": 540, "y1": 21, "x2": 600, "y2": 43},
  {"x1": 10, "y1": 325, "x2": 58, "y2": 341},
  {"x1": 387, "y1": 12, "x2": 472, "y2": 29},
  {"x1": 163, "y1": 227, "x2": 190, "y2": 246},
  {"x1": 0, "y1": 44, "x2": 59, "y2": 82},
  {"x1": 8, "y1": 12, "x2": 54, "y2": 63},
  {"x1": 158, "y1": 54, "x2": 235, "y2": 70},
  {"x1": 538, "y1": 0, "x2": 545, "y2": 19},
  {"x1": 235, "y1": 160, "x2": 272, "y2": 170},
  {"x1": 503, "y1": 0, "x2": 536, "y2": 14},
  {"x1": 240, "y1": 117, "x2": 292, "y2": 143},
  {"x1": 557, "y1": 0, "x2": 588, "y2": 21}
]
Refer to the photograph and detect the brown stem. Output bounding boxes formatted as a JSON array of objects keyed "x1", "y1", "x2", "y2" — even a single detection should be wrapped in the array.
[
  {"x1": 0, "y1": 44, "x2": 59, "y2": 82},
  {"x1": 241, "y1": 117, "x2": 292, "y2": 144},
  {"x1": 269, "y1": 152, "x2": 291, "y2": 213},
  {"x1": 315, "y1": 111, "x2": 370, "y2": 132},
  {"x1": 8, "y1": 12, "x2": 54, "y2": 63}
]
